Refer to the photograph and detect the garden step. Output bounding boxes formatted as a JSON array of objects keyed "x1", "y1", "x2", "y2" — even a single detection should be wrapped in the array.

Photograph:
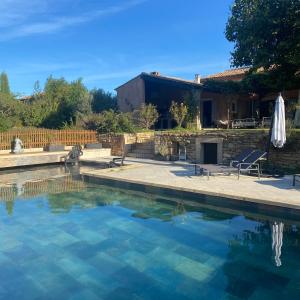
[
  {"x1": 130, "y1": 147, "x2": 154, "y2": 152},
  {"x1": 130, "y1": 143, "x2": 154, "y2": 150}
]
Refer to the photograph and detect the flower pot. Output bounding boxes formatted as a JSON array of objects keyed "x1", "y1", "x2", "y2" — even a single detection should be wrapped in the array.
[
  {"x1": 84, "y1": 143, "x2": 102, "y2": 149},
  {"x1": 44, "y1": 144, "x2": 65, "y2": 152}
]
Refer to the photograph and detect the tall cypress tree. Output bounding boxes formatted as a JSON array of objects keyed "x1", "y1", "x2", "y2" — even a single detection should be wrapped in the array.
[{"x1": 0, "y1": 72, "x2": 11, "y2": 94}]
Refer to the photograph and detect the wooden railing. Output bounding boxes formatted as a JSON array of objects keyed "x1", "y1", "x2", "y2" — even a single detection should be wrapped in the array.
[{"x1": 0, "y1": 129, "x2": 97, "y2": 150}]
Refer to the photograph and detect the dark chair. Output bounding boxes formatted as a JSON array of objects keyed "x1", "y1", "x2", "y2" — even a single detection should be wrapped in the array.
[
  {"x1": 230, "y1": 149, "x2": 254, "y2": 168},
  {"x1": 108, "y1": 154, "x2": 126, "y2": 168},
  {"x1": 237, "y1": 150, "x2": 267, "y2": 179},
  {"x1": 64, "y1": 145, "x2": 83, "y2": 165},
  {"x1": 108, "y1": 140, "x2": 127, "y2": 168}
]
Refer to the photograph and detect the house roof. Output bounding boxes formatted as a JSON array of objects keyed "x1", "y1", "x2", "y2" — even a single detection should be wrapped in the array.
[
  {"x1": 18, "y1": 92, "x2": 45, "y2": 102},
  {"x1": 141, "y1": 72, "x2": 202, "y2": 86},
  {"x1": 18, "y1": 95, "x2": 34, "y2": 101},
  {"x1": 115, "y1": 68, "x2": 251, "y2": 91},
  {"x1": 115, "y1": 72, "x2": 202, "y2": 90},
  {"x1": 203, "y1": 68, "x2": 249, "y2": 81}
]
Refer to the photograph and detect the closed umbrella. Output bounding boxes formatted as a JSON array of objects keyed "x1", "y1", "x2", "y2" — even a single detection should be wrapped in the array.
[{"x1": 271, "y1": 94, "x2": 286, "y2": 148}]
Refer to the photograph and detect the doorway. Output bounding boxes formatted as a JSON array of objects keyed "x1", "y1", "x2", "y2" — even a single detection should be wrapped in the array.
[
  {"x1": 202, "y1": 100, "x2": 212, "y2": 127},
  {"x1": 203, "y1": 143, "x2": 218, "y2": 164}
]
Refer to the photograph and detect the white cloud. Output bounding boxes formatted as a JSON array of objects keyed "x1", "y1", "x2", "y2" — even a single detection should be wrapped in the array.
[
  {"x1": 0, "y1": 0, "x2": 147, "y2": 40},
  {"x1": 11, "y1": 62, "x2": 84, "y2": 75},
  {"x1": 0, "y1": 0, "x2": 49, "y2": 27}
]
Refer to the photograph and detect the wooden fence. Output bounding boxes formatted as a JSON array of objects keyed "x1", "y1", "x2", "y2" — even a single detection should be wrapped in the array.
[
  {"x1": 0, "y1": 176, "x2": 86, "y2": 202},
  {"x1": 0, "y1": 129, "x2": 97, "y2": 150}
]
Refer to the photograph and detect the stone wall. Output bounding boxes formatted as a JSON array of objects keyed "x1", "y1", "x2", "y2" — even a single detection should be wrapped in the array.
[
  {"x1": 116, "y1": 77, "x2": 145, "y2": 112},
  {"x1": 154, "y1": 133, "x2": 197, "y2": 160},
  {"x1": 99, "y1": 130, "x2": 300, "y2": 171},
  {"x1": 154, "y1": 130, "x2": 300, "y2": 171},
  {"x1": 98, "y1": 132, "x2": 154, "y2": 156},
  {"x1": 217, "y1": 130, "x2": 300, "y2": 171}
]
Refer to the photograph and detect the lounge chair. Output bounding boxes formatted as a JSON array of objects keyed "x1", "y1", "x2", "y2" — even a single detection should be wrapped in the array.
[
  {"x1": 108, "y1": 142, "x2": 127, "y2": 168},
  {"x1": 194, "y1": 149, "x2": 266, "y2": 180},
  {"x1": 237, "y1": 150, "x2": 267, "y2": 179},
  {"x1": 194, "y1": 148, "x2": 254, "y2": 178},
  {"x1": 108, "y1": 154, "x2": 126, "y2": 168},
  {"x1": 230, "y1": 148, "x2": 254, "y2": 167}
]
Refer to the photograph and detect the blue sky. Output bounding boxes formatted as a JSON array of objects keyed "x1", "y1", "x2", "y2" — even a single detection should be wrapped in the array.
[{"x1": 0, "y1": 0, "x2": 234, "y2": 96}]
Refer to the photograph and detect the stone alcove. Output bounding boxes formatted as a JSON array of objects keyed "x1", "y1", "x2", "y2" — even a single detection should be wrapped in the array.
[{"x1": 195, "y1": 136, "x2": 223, "y2": 164}]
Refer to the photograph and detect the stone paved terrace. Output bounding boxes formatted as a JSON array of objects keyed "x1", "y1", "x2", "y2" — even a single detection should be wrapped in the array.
[
  {"x1": 81, "y1": 158, "x2": 300, "y2": 210},
  {"x1": 0, "y1": 148, "x2": 111, "y2": 169}
]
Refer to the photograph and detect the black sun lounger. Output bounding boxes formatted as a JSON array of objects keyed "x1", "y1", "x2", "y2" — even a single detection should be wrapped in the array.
[
  {"x1": 237, "y1": 150, "x2": 267, "y2": 179},
  {"x1": 230, "y1": 148, "x2": 254, "y2": 168}
]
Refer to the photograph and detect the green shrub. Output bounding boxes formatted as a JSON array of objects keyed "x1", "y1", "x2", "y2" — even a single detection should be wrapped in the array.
[
  {"x1": 133, "y1": 104, "x2": 159, "y2": 130},
  {"x1": 91, "y1": 89, "x2": 117, "y2": 113},
  {"x1": 117, "y1": 112, "x2": 135, "y2": 133},
  {"x1": 82, "y1": 110, "x2": 136, "y2": 134},
  {"x1": 0, "y1": 117, "x2": 14, "y2": 131},
  {"x1": 170, "y1": 101, "x2": 188, "y2": 128}
]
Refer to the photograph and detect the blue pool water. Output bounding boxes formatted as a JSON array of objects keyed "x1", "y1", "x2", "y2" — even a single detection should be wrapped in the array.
[{"x1": 0, "y1": 176, "x2": 300, "y2": 299}]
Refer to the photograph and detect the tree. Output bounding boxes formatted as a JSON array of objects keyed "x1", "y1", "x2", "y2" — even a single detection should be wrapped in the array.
[
  {"x1": 33, "y1": 80, "x2": 41, "y2": 95},
  {"x1": 91, "y1": 89, "x2": 117, "y2": 113},
  {"x1": 20, "y1": 101, "x2": 47, "y2": 127},
  {"x1": 169, "y1": 101, "x2": 188, "y2": 128},
  {"x1": 183, "y1": 90, "x2": 201, "y2": 126},
  {"x1": 133, "y1": 104, "x2": 159, "y2": 130},
  {"x1": 226, "y1": 0, "x2": 300, "y2": 89},
  {"x1": 94, "y1": 110, "x2": 135, "y2": 134},
  {"x1": 42, "y1": 77, "x2": 91, "y2": 128},
  {"x1": 0, "y1": 72, "x2": 11, "y2": 94},
  {"x1": 0, "y1": 91, "x2": 22, "y2": 131}
]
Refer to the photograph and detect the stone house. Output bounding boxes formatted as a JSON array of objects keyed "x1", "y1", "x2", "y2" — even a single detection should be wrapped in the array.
[
  {"x1": 115, "y1": 72, "x2": 202, "y2": 129},
  {"x1": 115, "y1": 69, "x2": 300, "y2": 129}
]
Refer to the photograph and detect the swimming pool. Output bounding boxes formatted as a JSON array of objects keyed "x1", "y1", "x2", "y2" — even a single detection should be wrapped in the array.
[{"x1": 0, "y1": 175, "x2": 299, "y2": 299}]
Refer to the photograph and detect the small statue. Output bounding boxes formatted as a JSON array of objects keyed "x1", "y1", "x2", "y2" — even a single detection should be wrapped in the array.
[{"x1": 11, "y1": 136, "x2": 24, "y2": 154}]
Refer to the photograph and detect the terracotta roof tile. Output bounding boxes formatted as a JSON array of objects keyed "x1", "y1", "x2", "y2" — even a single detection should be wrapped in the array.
[{"x1": 204, "y1": 68, "x2": 249, "y2": 81}]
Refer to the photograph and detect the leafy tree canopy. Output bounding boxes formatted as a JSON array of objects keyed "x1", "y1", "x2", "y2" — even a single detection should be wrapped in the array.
[
  {"x1": 0, "y1": 91, "x2": 23, "y2": 131},
  {"x1": 133, "y1": 104, "x2": 159, "y2": 130},
  {"x1": 42, "y1": 77, "x2": 91, "y2": 128},
  {"x1": 0, "y1": 72, "x2": 11, "y2": 94},
  {"x1": 91, "y1": 88, "x2": 117, "y2": 113},
  {"x1": 170, "y1": 101, "x2": 188, "y2": 128},
  {"x1": 84, "y1": 110, "x2": 135, "y2": 134},
  {"x1": 226, "y1": 0, "x2": 300, "y2": 89}
]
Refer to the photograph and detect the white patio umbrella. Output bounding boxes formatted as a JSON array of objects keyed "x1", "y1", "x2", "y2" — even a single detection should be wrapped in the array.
[
  {"x1": 272, "y1": 222, "x2": 284, "y2": 267},
  {"x1": 271, "y1": 94, "x2": 286, "y2": 148}
]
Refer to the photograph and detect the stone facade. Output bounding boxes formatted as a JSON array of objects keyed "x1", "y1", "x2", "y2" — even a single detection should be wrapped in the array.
[
  {"x1": 99, "y1": 132, "x2": 154, "y2": 156},
  {"x1": 99, "y1": 130, "x2": 300, "y2": 171},
  {"x1": 116, "y1": 77, "x2": 145, "y2": 112},
  {"x1": 154, "y1": 130, "x2": 300, "y2": 171}
]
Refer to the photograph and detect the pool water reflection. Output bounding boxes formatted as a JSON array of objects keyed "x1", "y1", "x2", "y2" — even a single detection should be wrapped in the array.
[{"x1": 0, "y1": 177, "x2": 299, "y2": 299}]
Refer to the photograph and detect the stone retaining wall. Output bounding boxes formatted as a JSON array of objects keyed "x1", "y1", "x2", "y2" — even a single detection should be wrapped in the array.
[
  {"x1": 98, "y1": 132, "x2": 154, "y2": 156},
  {"x1": 98, "y1": 130, "x2": 300, "y2": 171},
  {"x1": 155, "y1": 130, "x2": 300, "y2": 171}
]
